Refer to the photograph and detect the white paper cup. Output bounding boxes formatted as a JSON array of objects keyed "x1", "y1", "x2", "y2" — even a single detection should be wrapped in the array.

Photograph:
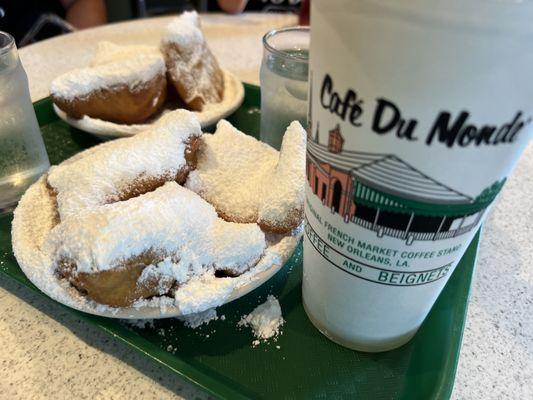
[{"x1": 303, "y1": 0, "x2": 533, "y2": 352}]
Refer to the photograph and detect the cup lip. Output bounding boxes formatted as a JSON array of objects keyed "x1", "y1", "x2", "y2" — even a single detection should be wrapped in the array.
[
  {"x1": 0, "y1": 31, "x2": 15, "y2": 56},
  {"x1": 262, "y1": 26, "x2": 310, "y2": 62}
]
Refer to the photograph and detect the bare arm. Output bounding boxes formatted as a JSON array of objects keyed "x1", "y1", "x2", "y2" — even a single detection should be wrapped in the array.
[
  {"x1": 217, "y1": 0, "x2": 249, "y2": 14},
  {"x1": 61, "y1": 0, "x2": 107, "y2": 29}
]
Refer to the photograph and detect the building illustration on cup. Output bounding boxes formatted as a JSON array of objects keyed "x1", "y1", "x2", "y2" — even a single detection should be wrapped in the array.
[{"x1": 306, "y1": 124, "x2": 505, "y2": 245}]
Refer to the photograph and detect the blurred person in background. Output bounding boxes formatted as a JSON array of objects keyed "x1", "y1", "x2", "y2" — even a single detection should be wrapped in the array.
[
  {"x1": 215, "y1": 0, "x2": 308, "y2": 24},
  {"x1": 0, "y1": 0, "x2": 107, "y2": 46},
  {"x1": 0, "y1": 0, "x2": 307, "y2": 47}
]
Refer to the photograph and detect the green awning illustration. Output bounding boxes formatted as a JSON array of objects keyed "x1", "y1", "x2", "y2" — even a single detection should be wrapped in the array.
[{"x1": 307, "y1": 140, "x2": 504, "y2": 217}]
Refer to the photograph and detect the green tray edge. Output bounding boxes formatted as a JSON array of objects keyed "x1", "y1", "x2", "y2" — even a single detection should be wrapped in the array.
[
  {"x1": 402, "y1": 230, "x2": 479, "y2": 400},
  {"x1": 0, "y1": 83, "x2": 478, "y2": 400}
]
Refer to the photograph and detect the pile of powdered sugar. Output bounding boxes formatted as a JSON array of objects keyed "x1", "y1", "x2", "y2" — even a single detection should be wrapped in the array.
[{"x1": 238, "y1": 295, "x2": 284, "y2": 347}]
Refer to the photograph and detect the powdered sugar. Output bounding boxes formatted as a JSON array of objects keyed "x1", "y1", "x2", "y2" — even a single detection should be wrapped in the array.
[
  {"x1": 173, "y1": 273, "x2": 238, "y2": 315},
  {"x1": 11, "y1": 174, "x2": 302, "y2": 318},
  {"x1": 238, "y1": 295, "x2": 284, "y2": 346},
  {"x1": 11, "y1": 176, "x2": 58, "y2": 284},
  {"x1": 161, "y1": 11, "x2": 224, "y2": 109},
  {"x1": 50, "y1": 54, "x2": 165, "y2": 100},
  {"x1": 161, "y1": 11, "x2": 203, "y2": 49},
  {"x1": 179, "y1": 308, "x2": 218, "y2": 328},
  {"x1": 45, "y1": 182, "x2": 266, "y2": 274},
  {"x1": 53, "y1": 69, "x2": 244, "y2": 138},
  {"x1": 186, "y1": 120, "x2": 306, "y2": 232},
  {"x1": 258, "y1": 121, "x2": 307, "y2": 229},
  {"x1": 11, "y1": 115, "x2": 303, "y2": 318},
  {"x1": 186, "y1": 120, "x2": 279, "y2": 222},
  {"x1": 47, "y1": 109, "x2": 201, "y2": 220},
  {"x1": 138, "y1": 261, "x2": 178, "y2": 294},
  {"x1": 174, "y1": 232, "x2": 301, "y2": 315}
]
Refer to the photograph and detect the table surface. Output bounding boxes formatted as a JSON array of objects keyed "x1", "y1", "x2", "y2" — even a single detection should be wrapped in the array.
[{"x1": 1, "y1": 13, "x2": 531, "y2": 400}]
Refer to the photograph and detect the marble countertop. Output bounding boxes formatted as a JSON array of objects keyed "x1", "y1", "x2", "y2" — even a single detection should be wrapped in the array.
[{"x1": 1, "y1": 13, "x2": 531, "y2": 400}]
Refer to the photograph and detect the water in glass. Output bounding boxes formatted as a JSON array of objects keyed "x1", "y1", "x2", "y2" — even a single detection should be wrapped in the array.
[
  {"x1": 260, "y1": 28, "x2": 309, "y2": 150},
  {"x1": 0, "y1": 32, "x2": 49, "y2": 212}
]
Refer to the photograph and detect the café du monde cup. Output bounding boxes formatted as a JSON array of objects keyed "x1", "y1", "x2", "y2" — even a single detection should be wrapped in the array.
[{"x1": 303, "y1": 0, "x2": 533, "y2": 352}]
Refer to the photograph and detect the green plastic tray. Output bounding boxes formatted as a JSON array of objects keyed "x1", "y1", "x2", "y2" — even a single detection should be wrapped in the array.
[{"x1": 0, "y1": 84, "x2": 478, "y2": 399}]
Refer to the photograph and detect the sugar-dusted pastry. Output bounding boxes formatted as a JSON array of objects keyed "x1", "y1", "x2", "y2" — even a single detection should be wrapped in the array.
[
  {"x1": 160, "y1": 11, "x2": 224, "y2": 111},
  {"x1": 47, "y1": 110, "x2": 202, "y2": 220},
  {"x1": 186, "y1": 120, "x2": 306, "y2": 234},
  {"x1": 91, "y1": 41, "x2": 161, "y2": 66},
  {"x1": 46, "y1": 182, "x2": 266, "y2": 307},
  {"x1": 50, "y1": 54, "x2": 167, "y2": 124},
  {"x1": 257, "y1": 121, "x2": 307, "y2": 233}
]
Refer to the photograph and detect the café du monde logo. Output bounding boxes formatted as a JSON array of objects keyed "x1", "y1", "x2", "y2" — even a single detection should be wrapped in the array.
[{"x1": 306, "y1": 123, "x2": 505, "y2": 245}]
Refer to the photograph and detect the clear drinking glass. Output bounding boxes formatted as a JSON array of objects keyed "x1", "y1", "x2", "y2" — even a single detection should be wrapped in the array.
[
  {"x1": 0, "y1": 31, "x2": 50, "y2": 212},
  {"x1": 260, "y1": 26, "x2": 309, "y2": 150}
]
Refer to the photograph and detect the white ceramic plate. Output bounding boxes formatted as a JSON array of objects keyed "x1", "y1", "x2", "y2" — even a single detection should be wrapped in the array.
[
  {"x1": 11, "y1": 147, "x2": 301, "y2": 319},
  {"x1": 53, "y1": 69, "x2": 245, "y2": 140}
]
